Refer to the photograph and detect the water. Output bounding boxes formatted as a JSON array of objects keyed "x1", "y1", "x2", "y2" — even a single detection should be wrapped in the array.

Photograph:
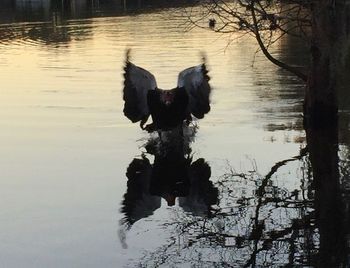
[{"x1": 0, "y1": 2, "x2": 349, "y2": 267}]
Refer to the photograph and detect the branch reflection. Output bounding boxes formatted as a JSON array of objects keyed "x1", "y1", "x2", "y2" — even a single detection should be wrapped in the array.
[{"x1": 128, "y1": 123, "x2": 350, "y2": 267}]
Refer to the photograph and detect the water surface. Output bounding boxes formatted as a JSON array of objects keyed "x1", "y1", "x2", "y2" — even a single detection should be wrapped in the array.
[{"x1": 1, "y1": 2, "x2": 349, "y2": 267}]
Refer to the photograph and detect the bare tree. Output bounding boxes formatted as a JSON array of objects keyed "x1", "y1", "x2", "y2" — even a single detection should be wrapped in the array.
[{"x1": 186, "y1": 0, "x2": 350, "y2": 126}]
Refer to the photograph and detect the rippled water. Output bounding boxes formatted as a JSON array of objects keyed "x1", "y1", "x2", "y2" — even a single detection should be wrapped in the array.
[{"x1": 1, "y1": 2, "x2": 349, "y2": 268}]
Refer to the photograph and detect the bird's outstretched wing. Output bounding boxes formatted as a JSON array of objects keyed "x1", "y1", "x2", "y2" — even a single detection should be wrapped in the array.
[
  {"x1": 123, "y1": 50, "x2": 157, "y2": 126},
  {"x1": 177, "y1": 61, "x2": 211, "y2": 119},
  {"x1": 178, "y1": 158, "x2": 218, "y2": 216},
  {"x1": 121, "y1": 157, "x2": 161, "y2": 229}
]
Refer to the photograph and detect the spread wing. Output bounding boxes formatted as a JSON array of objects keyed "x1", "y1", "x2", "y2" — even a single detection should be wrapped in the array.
[
  {"x1": 123, "y1": 51, "x2": 157, "y2": 124},
  {"x1": 178, "y1": 158, "x2": 218, "y2": 216},
  {"x1": 121, "y1": 158, "x2": 161, "y2": 229},
  {"x1": 177, "y1": 62, "x2": 211, "y2": 119}
]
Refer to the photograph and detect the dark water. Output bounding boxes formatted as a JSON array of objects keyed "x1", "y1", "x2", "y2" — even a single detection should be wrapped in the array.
[{"x1": 0, "y1": 1, "x2": 350, "y2": 267}]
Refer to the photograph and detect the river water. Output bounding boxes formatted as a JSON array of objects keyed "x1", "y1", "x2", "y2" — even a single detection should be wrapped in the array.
[{"x1": 0, "y1": 1, "x2": 349, "y2": 267}]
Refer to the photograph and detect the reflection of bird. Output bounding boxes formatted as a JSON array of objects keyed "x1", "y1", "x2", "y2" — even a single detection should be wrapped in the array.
[
  {"x1": 120, "y1": 151, "x2": 218, "y2": 228},
  {"x1": 122, "y1": 49, "x2": 212, "y2": 133},
  {"x1": 120, "y1": 157, "x2": 161, "y2": 229},
  {"x1": 179, "y1": 158, "x2": 218, "y2": 216}
]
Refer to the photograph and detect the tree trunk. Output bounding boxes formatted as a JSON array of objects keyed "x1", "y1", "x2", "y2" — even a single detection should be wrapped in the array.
[
  {"x1": 304, "y1": 0, "x2": 348, "y2": 127},
  {"x1": 305, "y1": 121, "x2": 350, "y2": 267}
]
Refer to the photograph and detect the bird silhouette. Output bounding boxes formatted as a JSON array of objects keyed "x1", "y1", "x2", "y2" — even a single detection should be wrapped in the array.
[
  {"x1": 209, "y1": 18, "x2": 216, "y2": 28},
  {"x1": 122, "y1": 49, "x2": 212, "y2": 133},
  {"x1": 120, "y1": 153, "x2": 218, "y2": 228}
]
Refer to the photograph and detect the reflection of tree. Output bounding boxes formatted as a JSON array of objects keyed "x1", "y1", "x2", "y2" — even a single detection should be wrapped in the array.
[
  {"x1": 135, "y1": 123, "x2": 350, "y2": 267},
  {"x1": 0, "y1": 0, "x2": 197, "y2": 24},
  {"x1": 0, "y1": 10, "x2": 95, "y2": 47},
  {"x1": 0, "y1": 22, "x2": 68, "y2": 46},
  {"x1": 0, "y1": 0, "x2": 198, "y2": 46},
  {"x1": 306, "y1": 123, "x2": 350, "y2": 267},
  {"x1": 158, "y1": 150, "x2": 315, "y2": 267},
  {"x1": 249, "y1": 32, "x2": 309, "y2": 136},
  {"x1": 27, "y1": 22, "x2": 71, "y2": 44}
]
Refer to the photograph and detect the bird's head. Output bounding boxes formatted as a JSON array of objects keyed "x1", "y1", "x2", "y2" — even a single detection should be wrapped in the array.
[
  {"x1": 160, "y1": 90, "x2": 175, "y2": 106},
  {"x1": 163, "y1": 193, "x2": 176, "y2": 206}
]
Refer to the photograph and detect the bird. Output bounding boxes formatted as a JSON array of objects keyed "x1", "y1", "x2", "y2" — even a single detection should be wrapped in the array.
[
  {"x1": 209, "y1": 18, "x2": 216, "y2": 28},
  {"x1": 122, "y1": 49, "x2": 212, "y2": 133}
]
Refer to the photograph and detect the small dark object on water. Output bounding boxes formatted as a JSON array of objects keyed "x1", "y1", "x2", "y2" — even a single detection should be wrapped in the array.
[{"x1": 209, "y1": 19, "x2": 216, "y2": 28}]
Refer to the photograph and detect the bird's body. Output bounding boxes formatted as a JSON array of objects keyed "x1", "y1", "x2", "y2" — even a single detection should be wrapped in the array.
[
  {"x1": 148, "y1": 87, "x2": 189, "y2": 131},
  {"x1": 122, "y1": 50, "x2": 212, "y2": 133}
]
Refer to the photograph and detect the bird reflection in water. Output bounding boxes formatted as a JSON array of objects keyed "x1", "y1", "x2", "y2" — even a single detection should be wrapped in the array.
[{"x1": 120, "y1": 123, "x2": 218, "y2": 231}]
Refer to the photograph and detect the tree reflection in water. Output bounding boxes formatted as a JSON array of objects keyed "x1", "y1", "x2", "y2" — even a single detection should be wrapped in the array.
[{"x1": 120, "y1": 121, "x2": 350, "y2": 267}]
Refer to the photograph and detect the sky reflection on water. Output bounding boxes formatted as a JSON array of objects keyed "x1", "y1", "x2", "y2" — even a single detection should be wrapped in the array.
[{"x1": 0, "y1": 2, "x2": 350, "y2": 267}]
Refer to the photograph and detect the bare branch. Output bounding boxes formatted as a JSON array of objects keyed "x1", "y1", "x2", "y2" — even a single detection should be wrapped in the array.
[
  {"x1": 250, "y1": 1, "x2": 308, "y2": 81},
  {"x1": 185, "y1": 0, "x2": 310, "y2": 82}
]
